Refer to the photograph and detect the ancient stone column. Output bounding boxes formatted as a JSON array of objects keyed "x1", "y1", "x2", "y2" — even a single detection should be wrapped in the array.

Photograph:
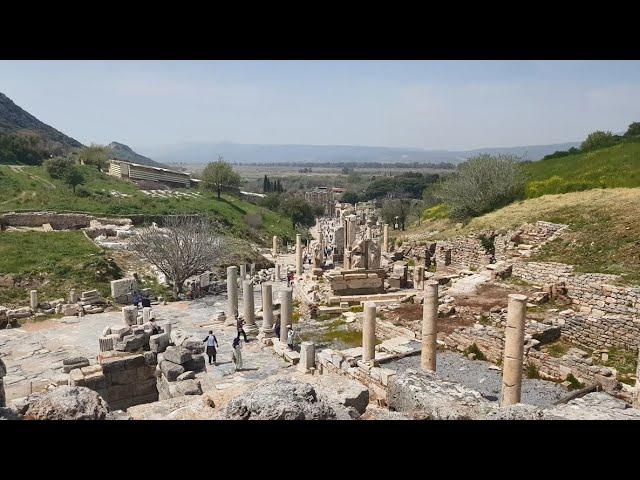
[
  {"x1": 366, "y1": 226, "x2": 372, "y2": 240},
  {"x1": 280, "y1": 288, "x2": 293, "y2": 344},
  {"x1": 414, "y1": 265, "x2": 425, "y2": 290},
  {"x1": 239, "y1": 264, "x2": 247, "y2": 280},
  {"x1": 500, "y1": 294, "x2": 528, "y2": 407},
  {"x1": 30, "y1": 290, "x2": 38, "y2": 310},
  {"x1": 99, "y1": 336, "x2": 114, "y2": 352},
  {"x1": 272, "y1": 235, "x2": 278, "y2": 256},
  {"x1": 226, "y1": 266, "x2": 238, "y2": 324},
  {"x1": 142, "y1": 307, "x2": 153, "y2": 322},
  {"x1": 69, "y1": 288, "x2": 78, "y2": 303},
  {"x1": 362, "y1": 302, "x2": 377, "y2": 363},
  {"x1": 260, "y1": 282, "x2": 275, "y2": 337},
  {"x1": 299, "y1": 341, "x2": 315, "y2": 372},
  {"x1": 162, "y1": 321, "x2": 172, "y2": 339},
  {"x1": 122, "y1": 306, "x2": 137, "y2": 326},
  {"x1": 421, "y1": 281, "x2": 438, "y2": 372},
  {"x1": 242, "y1": 280, "x2": 257, "y2": 334},
  {"x1": 383, "y1": 224, "x2": 389, "y2": 253},
  {"x1": 275, "y1": 263, "x2": 281, "y2": 281},
  {"x1": 295, "y1": 234, "x2": 303, "y2": 275},
  {"x1": 250, "y1": 263, "x2": 255, "y2": 277}
]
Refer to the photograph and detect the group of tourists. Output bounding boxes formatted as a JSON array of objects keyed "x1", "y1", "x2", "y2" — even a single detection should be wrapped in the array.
[{"x1": 202, "y1": 330, "x2": 245, "y2": 371}]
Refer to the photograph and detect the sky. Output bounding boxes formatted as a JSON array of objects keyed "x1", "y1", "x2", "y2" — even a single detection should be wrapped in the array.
[{"x1": 1, "y1": 60, "x2": 640, "y2": 152}]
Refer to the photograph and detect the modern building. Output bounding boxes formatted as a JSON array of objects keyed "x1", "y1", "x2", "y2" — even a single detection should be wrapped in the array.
[{"x1": 108, "y1": 160, "x2": 193, "y2": 189}]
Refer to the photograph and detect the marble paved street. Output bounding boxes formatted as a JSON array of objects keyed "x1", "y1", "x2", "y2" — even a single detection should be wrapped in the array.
[{"x1": 0, "y1": 283, "x2": 295, "y2": 403}]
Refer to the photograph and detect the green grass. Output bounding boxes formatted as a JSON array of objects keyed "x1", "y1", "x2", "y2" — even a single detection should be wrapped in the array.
[
  {"x1": 0, "y1": 165, "x2": 297, "y2": 243},
  {"x1": 522, "y1": 139, "x2": 640, "y2": 198},
  {"x1": 0, "y1": 231, "x2": 122, "y2": 306},
  {"x1": 463, "y1": 343, "x2": 487, "y2": 361}
]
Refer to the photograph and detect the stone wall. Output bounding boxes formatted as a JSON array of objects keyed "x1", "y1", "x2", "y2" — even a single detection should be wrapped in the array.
[
  {"x1": 327, "y1": 269, "x2": 385, "y2": 296},
  {"x1": 561, "y1": 312, "x2": 640, "y2": 351},
  {"x1": 444, "y1": 324, "x2": 621, "y2": 394},
  {"x1": 69, "y1": 351, "x2": 158, "y2": 410},
  {"x1": 434, "y1": 237, "x2": 492, "y2": 271},
  {"x1": 0, "y1": 212, "x2": 93, "y2": 230},
  {"x1": 511, "y1": 260, "x2": 640, "y2": 350}
]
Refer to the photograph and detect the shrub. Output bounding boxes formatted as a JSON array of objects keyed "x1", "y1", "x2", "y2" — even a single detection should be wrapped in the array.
[
  {"x1": 435, "y1": 154, "x2": 525, "y2": 220},
  {"x1": 464, "y1": 343, "x2": 486, "y2": 361},
  {"x1": 581, "y1": 131, "x2": 617, "y2": 152}
]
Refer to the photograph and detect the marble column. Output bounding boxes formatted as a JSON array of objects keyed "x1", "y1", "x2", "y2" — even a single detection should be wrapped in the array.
[
  {"x1": 500, "y1": 294, "x2": 528, "y2": 407},
  {"x1": 242, "y1": 280, "x2": 257, "y2": 334},
  {"x1": 69, "y1": 289, "x2": 78, "y2": 303},
  {"x1": 382, "y1": 224, "x2": 389, "y2": 253},
  {"x1": 275, "y1": 263, "x2": 281, "y2": 281},
  {"x1": 260, "y1": 282, "x2": 275, "y2": 338},
  {"x1": 226, "y1": 266, "x2": 238, "y2": 325},
  {"x1": 280, "y1": 288, "x2": 293, "y2": 344},
  {"x1": 239, "y1": 264, "x2": 247, "y2": 280},
  {"x1": 299, "y1": 341, "x2": 316, "y2": 372},
  {"x1": 362, "y1": 302, "x2": 377, "y2": 363},
  {"x1": 421, "y1": 281, "x2": 438, "y2": 372},
  {"x1": 30, "y1": 290, "x2": 38, "y2": 310},
  {"x1": 295, "y1": 234, "x2": 303, "y2": 275},
  {"x1": 272, "y1": 235, "x2": 278, "y2": 257}
]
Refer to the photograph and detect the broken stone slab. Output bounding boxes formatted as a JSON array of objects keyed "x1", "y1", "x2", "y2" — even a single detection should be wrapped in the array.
[
  {"x1": 149, "y1": 333, "x2": 170, "y2": 353},
  {"x1": 163, "y1": 346, "x2": 193, "y2": 366},
  {"x1": 160, "y1": 360, "x2": 185, "y2": 382},
  {"x1": 177, "y1": 371, "x2": 196, "y2": 381},
  {"x1": 62, "y1": 356, "x2": 90, "y2": 373},
  {"x1": 387, "y1": 370, "x2": 493, "y2": 420}
]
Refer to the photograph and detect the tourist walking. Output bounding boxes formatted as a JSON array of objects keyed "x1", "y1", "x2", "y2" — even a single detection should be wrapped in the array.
[
  {"x1": 236, "y1": 316, "x2": 248, "y2": 342},
  {"x1": 273, "y1": 319, "x2": 281, "y2": 340},
  {"x1": 287, "y1": 325, "x2": 294, "y2": 350},
  {"x1": 232, "y1": 337, "x2": 243, "y2": 371},
  {"x1": 203, "y1": 330, "x2": 219, "y2": 365}
]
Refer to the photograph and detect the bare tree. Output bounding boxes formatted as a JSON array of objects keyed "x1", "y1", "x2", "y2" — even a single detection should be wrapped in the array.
[{"x1": 128, "y1": 216, "x2": 234, "y2": 295}]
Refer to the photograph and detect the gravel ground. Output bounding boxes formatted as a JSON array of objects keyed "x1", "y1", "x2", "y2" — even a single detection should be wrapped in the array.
[{"x1": 387, "y1": 351, "x2": 568, "y2": 407}]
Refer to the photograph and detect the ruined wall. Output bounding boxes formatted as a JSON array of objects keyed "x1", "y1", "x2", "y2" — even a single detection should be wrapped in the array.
[
  {"x1": 561, "y1": 313, "x2": 640, "y2": 351},
  {"x1": 444, "y1": 325, "x2": 621, "y2": 393},
  {"x1": 435, "y1": 237, "x2": 492, "y2": 271},
  {"x1": 327, "y1": 269, "x2": 385, "y2": 296},
  {"x1": 1, "y1": 212, "x2": 93, "y2": 229},
  {"x1": 69, "y1": 351, "x2": 158, "y2": 410},
  {"x1": 512, "y1": 261, "x2": 640, "y2": 350}
]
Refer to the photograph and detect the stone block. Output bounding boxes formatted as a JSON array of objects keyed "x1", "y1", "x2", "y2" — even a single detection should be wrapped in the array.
[
  {"x1": 163, "y1": 346, "x2": 193, "y2": 366},
  {"x1": 183, "y1": 355, "x2": 206, "y2": 372},
  {"x1": 61, "y1": 304, "x2": 79, "y2": 317},
  {"x1": 149, "y1": 333, "x2": 170, "y2": 353},
  {"x1": 160, "y1": 360, "x2": 185, "y2": 382}
]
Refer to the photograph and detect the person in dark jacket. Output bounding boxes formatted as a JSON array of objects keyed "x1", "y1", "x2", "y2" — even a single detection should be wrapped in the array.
[
  {"x1": 203, "y1": 330, "x2": 219, "y2": 365},
  {"x1": 273, "y1": 319, "x2": 281, "y2": 340},
  {"x1": 141, "y1": 295, "x2": 151, "y2": 308}
]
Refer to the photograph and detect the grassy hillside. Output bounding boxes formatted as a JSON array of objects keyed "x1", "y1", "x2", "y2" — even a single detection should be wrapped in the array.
[
  {"x1": 0, "y1": 231, "x2": 121, "y2": 306},
  {"x1": 523, "y1": 139, "x2": 640, "y2": 198},
  {"x1": 0, "y1": 165, "x2": 297, "y2": 243},
  {"x1": 410, "y1": 188, "x2": 640, "y2": 283}
]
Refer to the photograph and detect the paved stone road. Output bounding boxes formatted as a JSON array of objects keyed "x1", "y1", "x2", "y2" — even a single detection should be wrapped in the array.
[{"x1": 0, "y1": 283, "x2": 294, "y2": 403}]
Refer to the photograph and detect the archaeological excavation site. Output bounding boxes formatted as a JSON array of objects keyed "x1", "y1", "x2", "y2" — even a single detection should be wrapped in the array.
[{"x1": 1, "y1": 203, "x2": 640, "y2": 422}]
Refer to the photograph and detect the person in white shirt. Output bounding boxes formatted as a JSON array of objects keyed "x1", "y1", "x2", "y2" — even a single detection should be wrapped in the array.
[{"x1": 203, "y1": 330, "x2": 219, "y2": 365}]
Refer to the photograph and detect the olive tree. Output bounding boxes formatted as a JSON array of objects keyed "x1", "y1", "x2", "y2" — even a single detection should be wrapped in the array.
[
  {"x1": 201, "y1": 156, "x2": 242, "y2": 199},
  {"x1": 435, "y1": 154, "x2": 525, "y2": 220},
  {"x1": 128, "y1": 216, "x2": 235, "y2": 295},
  {"x1": 77, "y1": 144, "x2": 110, "y2": 172}
]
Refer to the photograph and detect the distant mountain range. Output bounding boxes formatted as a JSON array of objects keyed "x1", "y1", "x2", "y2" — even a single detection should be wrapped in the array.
[
  {"x1": 0, "y1": 92, "x2": 83, "y2": 152},
  {"x1": 107, "y1": 141, "x2": 166, "y2": 168},
  {"x1": 1, "y1": 91, "x2": 583, "y2": 167},
  {"x1": 144, "y1": 141, "x2": 582, "y2": 165}
]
